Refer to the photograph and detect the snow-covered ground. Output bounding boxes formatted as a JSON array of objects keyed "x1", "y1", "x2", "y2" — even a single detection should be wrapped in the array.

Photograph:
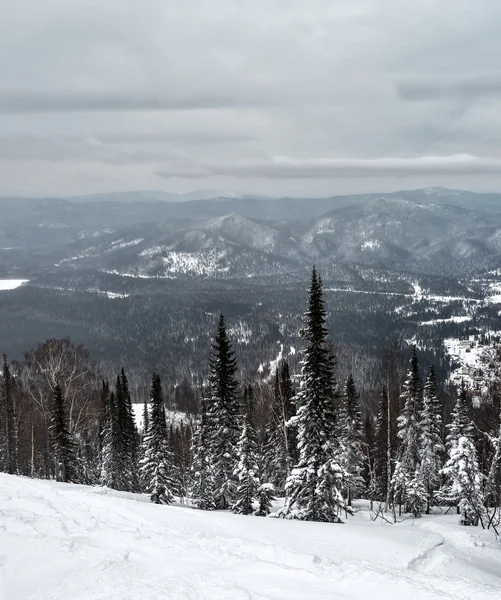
[
  {"x1": 0, "y1": 279, "x2": 28, "y2": 290},
  {"x1": 131, "y1": 404, "x2": 190, "y2": 432},
  {"x1": 1, "y1": 475, "x2": 500, "y2": 600}
]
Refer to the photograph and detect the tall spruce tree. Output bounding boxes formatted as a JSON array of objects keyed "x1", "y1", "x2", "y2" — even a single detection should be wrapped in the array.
[
  {"x1": 373, "y1": 385, "x2": 392, "y2": 503},
  {"x1": 189, "y1": 395, "x2": 215, "y2": 510},
  {"x1": 207, "y1": 314, "x2": 240, "y2": 509},
  {"x1": 392, "y1": 346, "x2": 422, "y2": 513},
  {"x1": 338, "y1": 374, "x2": 365, "y2": 506},
  {"x1": 140, "y1": 373, "x2": 176, "y2": 504},
  {"x1": 446, "y1": 381, "x2": 475, "y2": 451},
  {"x1": 278, "y1": 267, "x2": 347, "y2": 522},
  {"x1": 2, "y1": 354, "x2": 17, "y2": 474},
  {"x1": 121, "y1": 369, "x2": 140, "y2": 492},
  {"x1": 437, "y1": 381, "x2": 476, "y2": 512},
  {"x1": 419, "y1": 366, "x2": 444, "y2": 513},
  {"x1": 50, "y1": 384, "x2": 78, "y2": 482},
  {"x1": 233, "y1": 394, "x2": 260, "y2": 515},
  {"x1": 439, "y1": 436, "x2": 485, "y2": 526}
]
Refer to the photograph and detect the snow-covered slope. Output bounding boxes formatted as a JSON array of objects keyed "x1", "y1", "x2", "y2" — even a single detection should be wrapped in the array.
[{"x1": 1, "y1": 475, "x2": 500, "y2": 600}]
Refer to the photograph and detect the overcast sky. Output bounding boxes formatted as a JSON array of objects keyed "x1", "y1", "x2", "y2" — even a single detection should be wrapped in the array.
[{"x1": 2, "y1": 0, "x2": 501, "y2": 198}]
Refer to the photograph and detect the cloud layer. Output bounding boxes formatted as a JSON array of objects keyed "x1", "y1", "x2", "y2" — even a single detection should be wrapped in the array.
[{"x1": 1, "y1": 1, "x2": 501, "y2": 196}]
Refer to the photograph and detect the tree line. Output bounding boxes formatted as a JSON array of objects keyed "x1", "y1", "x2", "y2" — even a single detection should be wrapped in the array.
[{"x1": 1, "y1": 267, "x2": 500, "y2": 529}]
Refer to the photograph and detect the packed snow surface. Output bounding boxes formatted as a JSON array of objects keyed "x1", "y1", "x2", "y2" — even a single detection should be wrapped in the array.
[
  {"x1": 0, "y1": 279, "x2": 28, "y2": 290},
  {"x1": 2, "y1": 475, "x2": 501, "y2": 600}
]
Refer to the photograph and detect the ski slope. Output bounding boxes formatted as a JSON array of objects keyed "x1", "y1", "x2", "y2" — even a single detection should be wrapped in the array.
[{"x1": 1, "y1": 475, "x2": 501, "y2": 600}]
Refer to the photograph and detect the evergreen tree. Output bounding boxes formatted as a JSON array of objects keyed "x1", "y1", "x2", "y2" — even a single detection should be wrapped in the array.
[
  {"x1": 49, "y1": 384, "x2": 78, "y2": 483},
  {"x1": 207, "y1": 314, "x2": 240, "y2": 509},
  {"x1": 278, "y1": 267, "x2": 347, "y2": 522},
  {"x1": 338, "y1": 374, "x2": 365, "y2": 506},
  {"x1": 255, "y1": 483, "x2": 275, "y2": 517},
  {"x1": 392, "y1": 346, "x2": 422, "y2": 513},
  {"x1": 446, "y1": 381, "x2": 475, "y2": 451},
  {"x1": 233, "y1": 395, "x2": 260, "y2": 515},
  {"x1": 439, "y1": 436, "x2": 485, "y2": 526},
  {"x1": 100, "y1": 390, "x2": 117, "y2": 488},
  {"x1": 121, "y1": 369, "x2": 140, "y2": 492},
  {"x1": 140, "y1": 373, "x2": 176, "y2": 504},
  {"x1": 419, "y1": 366, "x2": 444, "y2": 513},
  {"x1": 142, "y1": 395, "x2": 149, "y2": 440},
  {"x1": 189, "y1": 395, "x2": 215, "y2": 510},
  {"x1": 373, "y1": 385, "x2": 391, "y2": 502},
  {"x1": 1, "y1": 354, "x2": 17, "y2": 474},
  {"x1": 437, "y1": 382, "x2": 477, "y2": 512}
]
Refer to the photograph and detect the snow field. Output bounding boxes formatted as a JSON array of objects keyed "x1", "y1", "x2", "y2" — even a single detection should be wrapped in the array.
[
  {"x1": 0, "y1": 279, "x2": 29, "y2": 291},
  {"x1": 1, "y1": 475, "x2": 501, "y2": 600}
]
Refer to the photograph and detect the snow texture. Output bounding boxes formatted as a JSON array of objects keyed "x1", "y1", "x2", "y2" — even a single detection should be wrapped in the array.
[
  {"x1": 0, "y1": 279, "x2": 29, "y2": 290},
  {"x1": 1, "y1": 475, "x2": 501, "y2": 599}
]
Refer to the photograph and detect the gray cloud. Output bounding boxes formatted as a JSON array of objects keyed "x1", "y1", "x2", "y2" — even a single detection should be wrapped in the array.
[
  {"x1": 2, "y1": 1, "x2": 501, "y2": 196},
  {"x1": 396, "y1": 75, "x2": 501, "y2": 102},
  {"x1": 0, "y1": 93, "x2": 251, "y2": 114},
  {"x1": 156, "y1": 154, "x2": 501, "y2": 179}
]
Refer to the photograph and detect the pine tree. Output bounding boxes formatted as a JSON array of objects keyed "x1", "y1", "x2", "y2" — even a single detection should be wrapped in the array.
[
  {"x1": 207, "y1": 314, "x2": 240, "y2": 509},
  {"x1": 1, "y1": 354, "x2": 17, "y2": 474},
  {"x1": 100, "y1": 390, "x2": 117, "y2": 488},
  {"x1": 440, "y1": 436, "x2": 485, "y2": 526},
  {"x1": 142, "y1": 395, "x2": 149, "y2": 440},
  {"x1": 419, "y1": 366, "x2": 444, "y2": 513},
  {"x1": 437, "y1": 382, "x2": 476, "y2": 512},
  {"x1": 140, "y1": 373, "x2": 176, "y2": 504},
  {"x1": 446, "y1": 381, "x2": 475, "y2": 451},
  {"x1": 189, "y1": 395, "x2": 215, "y2": 510},
  {"x1": 373, "y1": 385, "x2": 391, "y2": 503},
  {"x1": 121, "y1": 369, "x2": 140, "y2": 492},
  {"x1": 278, "y1": 267, "x2": 347, "y2": 522},
  {"x1": 49, "y1": 384, "x2": 78, "y2": 483},
  {"x1": 392, "y1": 346, "x2": 422, "y2": 513},
  {"x1": 233, "y1": 395, "x2": 260, "y2": 515},
  {"x1": 255, "y1": 483, "x2": 275, "y2": 516},
  {"x1": 338, "y1": 374, "x2": 365, "y2": 506}
]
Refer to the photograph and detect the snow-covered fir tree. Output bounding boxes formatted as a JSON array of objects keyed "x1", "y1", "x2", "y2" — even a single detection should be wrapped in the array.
[
  {"x1": 50, "y1": 384, "x2": 78, "y2": 483},
  {"x1": 338, "y1": 374, "x2": 365, "y2": 506},
  {"x1": 207, "y1": 314, "x2": 240, "y2": 509},
  {"x1": 446, "y1": 381, "x2": 475, "y2": 451},
  {"x1": 255, "y1": 483, "x2": 275, "y2": 517},
  {"x1": 119, "y1": 370, "x2": 140, "y2": 492},
  {"x1": 392, "y1": 346, "x2": 422, "y2": 513},
  {"x1": 419, "y1": 366, "x2": 444, "y2": 513},
  {"x1": 263, "y1": 361, "x2": 297, "y2": 494},
  {"x1": 140, "y1": 373, "x2": 176, "y2": 504},
  {"x1": 1, "y1": 354, "x2": 17, "y2": 474},
  {"x1": 278, "y1": 267, "x2": 348, "y2": 522},
  {"x1": 233, "y1": 394, "x2": 260, "y2": 515},
  {"x1": 99, "y1": 371, "x2": 140, "y2": 491},
  {"x1": 439, "y1": 436, "x2": 486, "y2": 526},
  {"x1": 437, "y1": 382, "x2": 477, "y2": 514},
  {"x1": 189, "y1": 395, "x2": 215, "y2": 510},
  {"x1": 373, "y1": 385, "x2": 392, "y2": 504}
]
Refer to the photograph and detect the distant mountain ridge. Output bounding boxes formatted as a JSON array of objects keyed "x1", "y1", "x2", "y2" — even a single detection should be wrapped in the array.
[{"x1": 38, "y1": 191, "x2": 501, "y2": 279}]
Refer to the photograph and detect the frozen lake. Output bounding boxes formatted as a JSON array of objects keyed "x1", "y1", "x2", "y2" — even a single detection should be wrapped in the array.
[{"x1": 0, "y1": 279, "x2": 29, "y2": 290}]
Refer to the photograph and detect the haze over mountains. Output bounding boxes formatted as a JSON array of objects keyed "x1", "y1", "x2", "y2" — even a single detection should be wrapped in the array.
[{"x1": 2, "y1": 187, "x2": 501, "y2": 278}]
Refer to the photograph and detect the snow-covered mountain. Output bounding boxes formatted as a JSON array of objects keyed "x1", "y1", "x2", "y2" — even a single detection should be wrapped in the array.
[{"x1": 48, "y1": 193, "x2": 501, "y2": 279}]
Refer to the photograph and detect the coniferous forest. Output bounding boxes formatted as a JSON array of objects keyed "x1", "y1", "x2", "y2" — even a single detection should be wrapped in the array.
[{"x1": 1, "y1": 267, "x2": 501, "y2": 531}]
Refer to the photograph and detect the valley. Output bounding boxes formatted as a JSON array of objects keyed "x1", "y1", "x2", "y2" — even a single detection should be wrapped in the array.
[{"x1": 1, "y1": 187, "x2": 501, "y2": 390}]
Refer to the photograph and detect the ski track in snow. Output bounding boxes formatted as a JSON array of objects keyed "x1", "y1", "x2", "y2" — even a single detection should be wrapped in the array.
[{"x1": 1, "y1": 475, "x2": 501, "y2": 600}]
